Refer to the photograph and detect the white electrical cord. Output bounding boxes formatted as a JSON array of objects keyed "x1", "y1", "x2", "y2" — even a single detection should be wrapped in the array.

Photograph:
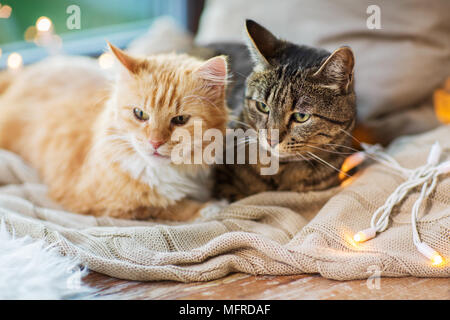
[{"x1": 352, "y1": 141, "x2": 450, "y2": 265}]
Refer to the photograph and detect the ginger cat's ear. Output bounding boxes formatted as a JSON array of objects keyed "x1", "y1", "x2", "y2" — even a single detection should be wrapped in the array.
[
  {"x1": 108, "y1": 42, "x2": 141, "y2": 74},
  {"x1": 195, "y1": 56, "x2": 228, "y2": 88}
]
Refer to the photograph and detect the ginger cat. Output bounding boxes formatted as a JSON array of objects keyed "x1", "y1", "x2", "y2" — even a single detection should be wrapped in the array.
[{"x1": 0, "y1": 44, "x2": 228, "y2": 220}]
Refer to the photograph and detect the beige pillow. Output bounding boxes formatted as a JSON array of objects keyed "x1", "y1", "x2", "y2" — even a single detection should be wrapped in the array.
[
  {"x1": 196, "y1": 0, "x2": 449, "y2": 144},
  {"x1": 127, "y1": 16, "x2": 194, "y2": 55}
]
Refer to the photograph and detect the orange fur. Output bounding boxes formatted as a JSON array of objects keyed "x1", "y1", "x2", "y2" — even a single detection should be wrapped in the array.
[{"x1": 0, "y1": 46, "x2": 228, "y2": 220}]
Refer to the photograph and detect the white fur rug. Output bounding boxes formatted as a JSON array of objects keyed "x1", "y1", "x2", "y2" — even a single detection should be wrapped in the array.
[{"x1": 0, "y1": 221, "x2": 94, "y2": 299}]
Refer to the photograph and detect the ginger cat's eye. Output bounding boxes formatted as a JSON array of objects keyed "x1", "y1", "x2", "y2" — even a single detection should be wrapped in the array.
[
  {"x1": 255, "y1": 101, "x2": 270, "y2": 114},
  {"x1": 133, "y1": 108, "x2": 149, "y2": 121},
  {"x1": 171, "y1": 115, "x2": 190, "y2": 126},
  {"x1": 292, "y1": 113, "x2": 311, "y2": 123}
]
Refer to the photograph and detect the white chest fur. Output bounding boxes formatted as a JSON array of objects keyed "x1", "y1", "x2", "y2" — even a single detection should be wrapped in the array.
[{"x1": 118, "y1": 153, "x2": 212, "y2": 202}]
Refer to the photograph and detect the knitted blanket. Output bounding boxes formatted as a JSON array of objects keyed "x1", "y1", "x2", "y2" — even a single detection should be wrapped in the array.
[{"x1": 0, "y1": 126, "x2": 449, "y2": 281}]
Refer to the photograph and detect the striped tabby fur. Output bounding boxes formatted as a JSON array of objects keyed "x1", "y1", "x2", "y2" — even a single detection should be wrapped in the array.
[{"x1": 203, "y1": 20, "x2": 356, "y2": 201}]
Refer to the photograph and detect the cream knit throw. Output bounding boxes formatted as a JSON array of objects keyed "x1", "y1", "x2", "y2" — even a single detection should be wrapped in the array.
[{"x1": 0, "y1": 126, "x2": 449, "y2": 282}]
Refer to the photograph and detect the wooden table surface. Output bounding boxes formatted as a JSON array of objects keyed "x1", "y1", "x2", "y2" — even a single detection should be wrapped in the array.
[{"x1": 84, "y1": 272, "x2": 450, "y2": 300}]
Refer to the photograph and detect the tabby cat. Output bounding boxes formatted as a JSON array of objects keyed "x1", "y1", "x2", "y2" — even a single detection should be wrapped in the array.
[
  {"x1": 0, "y1": 44, "x2": 228, "y2": 220},
  {"x1": 208, "y1": 20, "x2": 356, "y2": 201}
]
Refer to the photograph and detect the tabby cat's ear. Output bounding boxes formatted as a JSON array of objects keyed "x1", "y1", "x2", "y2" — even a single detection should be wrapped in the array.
[
  {"x1": 245, "y1": 19, "x2": 280, "y2": 69},
  {"x1": 108, "y1": 42, "x2": 141, "y2": 74},
  {"x1": 312, "y1": 46, "x2": 355, "y2": 93},
  {"x1": 195, "y1": 56, "x2": 228, "y2": 88}
]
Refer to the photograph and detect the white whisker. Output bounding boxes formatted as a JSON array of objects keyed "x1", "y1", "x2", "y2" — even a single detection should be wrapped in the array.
[
  {"x1": 228, "y1": 118, "x2": 252, "y2": 128},
  {"x1": 304, "y1": 144, "x2": 354, "y2": 155},
  {"x1": 307, "y1": 151, "x2": 351, "y2": 178}
]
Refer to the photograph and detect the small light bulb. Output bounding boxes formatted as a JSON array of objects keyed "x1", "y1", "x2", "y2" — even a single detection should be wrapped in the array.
[
  {"x1": 437, "y1": 161, "x2": 450, "y2": 174},
  {"x1": 353, "y1": 227, "x2": 377, "y2": 243},
  {"x1": 7, "y1": 52, "x2": 23, "y2": 69},
  {"x1": 431, "y1": 254, "x2": 443, "y2": 266},
  {"x1": 417, "y1": 242, "x2": 444, "y2": 266},
  {"x1": 427, "y1": 142, "x2": 441, "y2": 166},
  {"x1": 36, "y1": 16, "x2": 52, "y2": 32}
]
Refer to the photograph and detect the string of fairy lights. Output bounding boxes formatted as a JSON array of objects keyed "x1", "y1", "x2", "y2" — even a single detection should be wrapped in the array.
[
  {"x1": 0, "y1": 3, "x2": 114, "y2": 70},
  {"x1": 345, "y1": 142, "x2": 448, "y2": 267}
]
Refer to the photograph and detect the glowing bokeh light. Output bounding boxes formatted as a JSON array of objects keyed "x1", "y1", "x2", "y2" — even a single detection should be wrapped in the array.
[
  {"x1": 98, "y1": 52, "x2": 115, "y2": 69},
  {"x1": 36, "y1": 16, "x2": 52, "y2": 32},
  {"x1": 339, "y1": 152, "x2": 365, "y2": 181},
  {"x1": 7, "y1": 52, "x2": 23, "y2": 69},
  {"x1": 0, "y1": 4, "x2": 12, "y2": 19},
  {"x1": 24, "y1": 26, "x2": 37, "y2": 42},
  {"x1": 433, "y1": 78, "x2": 450, "y2": 124},
  {"x1": 340, "y1": 176, "x2": 356, "y2": 187}
]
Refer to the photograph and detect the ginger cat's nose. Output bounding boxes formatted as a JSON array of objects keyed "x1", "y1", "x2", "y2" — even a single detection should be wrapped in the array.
[{"x1": 149, "y1": 140, "x2": 164, "y2": 149}]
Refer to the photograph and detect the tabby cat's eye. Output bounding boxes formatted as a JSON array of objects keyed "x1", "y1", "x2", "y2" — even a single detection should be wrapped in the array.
[
  {"x1": 133, "y1": 108, "x2": 149, "y2": 121},
  {"x1": 255, "y1": 101, "x2": 270, "y2": 114},
  {"x1": 171, "y1": 115, "x2": 190, "y2": 126},
  {"x1": 292, "y1": 112, "x2": 311, "y2": 123}
]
